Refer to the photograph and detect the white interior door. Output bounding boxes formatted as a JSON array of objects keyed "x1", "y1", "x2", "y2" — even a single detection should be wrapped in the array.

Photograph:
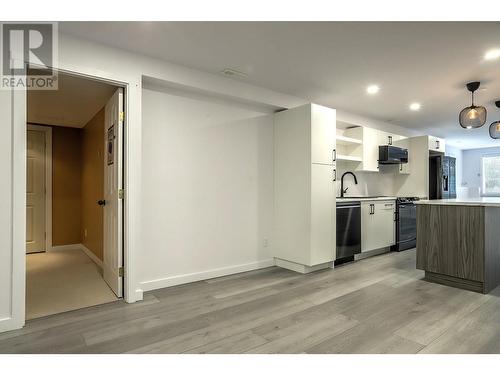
[
  {"x1": 26, "y1": 128, "x2": 46, "y2": 253},
  {"x1": 103, "y1": 88, "x2": 124, "y2": 297}
]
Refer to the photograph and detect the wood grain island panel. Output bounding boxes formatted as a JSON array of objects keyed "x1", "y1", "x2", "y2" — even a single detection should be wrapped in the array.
[{"x1": 416, "y1": 202, "x2": 500, "y2": 293}]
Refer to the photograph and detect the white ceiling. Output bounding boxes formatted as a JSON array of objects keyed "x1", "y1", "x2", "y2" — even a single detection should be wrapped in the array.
[
  {"x1": 28, "y1": 72, "x2": 116, "y2": 128},
  {"x1": 60, "y1": 22, "x2": 500, "y2": 149}
]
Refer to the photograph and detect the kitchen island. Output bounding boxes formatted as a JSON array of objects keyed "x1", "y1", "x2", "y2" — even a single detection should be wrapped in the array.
[{"x1": 416, "y1": 198, "x2": 500, "y2": 293}]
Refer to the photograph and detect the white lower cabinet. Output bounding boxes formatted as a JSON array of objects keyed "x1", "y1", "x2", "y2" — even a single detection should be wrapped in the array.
[{"x1": 361, "y1": 200, "x2": 396, "y2": 252}]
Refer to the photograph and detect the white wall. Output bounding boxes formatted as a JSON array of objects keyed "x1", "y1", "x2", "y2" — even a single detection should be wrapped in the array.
[
  {"x1": 140, "y1": 87, "x2": 275, "y2": 289},
  {"x1": 462, "y1": 146, "x2": 500, "y2": 196},
  {"x1": 0, "y1": 31, "x2": 431, "y2": 333},
  {"x1": 0, "y1": 90, "x2": 13, "y2": 324},
  {"x1": 0, "y1": 87, "x2": 26, "y2": 332},
  {"x1": 335, "y1": 167, "x2": 395, "y2": 197},
  {"x1": 0, "y1": 32, "x2": 306, "y2": 332}
]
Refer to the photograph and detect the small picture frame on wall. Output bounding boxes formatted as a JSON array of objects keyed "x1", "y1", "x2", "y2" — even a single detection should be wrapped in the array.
[{"x1": 107, "y1": 125, "x2": 115, "y2": 165}]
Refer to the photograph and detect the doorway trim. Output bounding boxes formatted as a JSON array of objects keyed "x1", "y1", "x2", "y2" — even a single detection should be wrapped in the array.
[
  {"x1": 23, "y1": 69, "x2": 129, "y2": 317},
  {"x1": 26, "y1": 124, "x2": 52, "y2": 253},
  {"x1": 5, "y1": 55, "x2": 141, "y2": 332}
]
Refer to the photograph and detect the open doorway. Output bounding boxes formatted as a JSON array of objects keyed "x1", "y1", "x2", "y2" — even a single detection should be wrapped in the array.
[{"x1": 25, "y1": 71, "x2": 125, "y2": 320}]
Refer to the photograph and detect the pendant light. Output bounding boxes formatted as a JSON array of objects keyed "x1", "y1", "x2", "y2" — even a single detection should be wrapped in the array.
[
  {"x1": 489, "y1": 101, "x2": 500, "y2": 139},
  {"x1": 459, "y1": 81, "x2": 487, "y2": 129}
]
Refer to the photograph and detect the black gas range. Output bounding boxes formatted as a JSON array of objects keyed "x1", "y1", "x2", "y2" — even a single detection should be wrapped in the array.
[{"x1": 392, "y1": 197, "x2": 420, "y2": 252}]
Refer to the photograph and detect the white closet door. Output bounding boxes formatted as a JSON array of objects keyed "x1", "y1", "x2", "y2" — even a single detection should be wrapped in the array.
[
  {"x1": 26, "y1": 129, "x2": 46, "y2": 253},
  {"x1": 103, "y1": 88, "x2": 124, "y2": 298}
]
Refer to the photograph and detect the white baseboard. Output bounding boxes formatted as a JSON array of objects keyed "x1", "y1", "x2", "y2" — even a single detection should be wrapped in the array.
[
  {"x1": 140, "y1": 258, "x2": 275, "y2": 292},
  {"x1": 0, "y1": 316, "x2": 24, "y2": 333},
  {"x1": 50, "y1": 243, "x2": 103, "y2": 269},
  {"x1": 50, "y1": 244, "x2": 82, "y2": 251},
  {"x1": 274, "y1": 258, "x2": 332, "y2": 274},
  {"x1": 80, "y1": 244, "x2": 103, "y2": 269}
]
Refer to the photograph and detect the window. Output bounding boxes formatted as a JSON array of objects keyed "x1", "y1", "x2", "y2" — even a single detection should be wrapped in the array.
[{"x1": 482, "y1": 155, "x2": 500, "y2": 196}]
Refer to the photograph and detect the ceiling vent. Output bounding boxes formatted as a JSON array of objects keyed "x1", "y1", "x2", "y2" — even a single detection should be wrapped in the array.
[{"x1": 220, "y1": 68, "x2": 248, "y2": 78}]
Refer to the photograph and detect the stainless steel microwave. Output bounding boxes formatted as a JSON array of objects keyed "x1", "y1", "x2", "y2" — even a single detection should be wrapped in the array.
[{"x1": 378, "y1": 145, "x2": 408, "y2": 164}]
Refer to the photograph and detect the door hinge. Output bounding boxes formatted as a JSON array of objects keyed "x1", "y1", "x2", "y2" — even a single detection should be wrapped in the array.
[
  {"x1": 119, "y1": 267, "x2": 124, "y2": 277},
  {"x1": 119, "y1": 111, "x2": 125, "y2": 122},
  {"x1": 118, "y1": 189, "x2": 124, "y2": 199}
]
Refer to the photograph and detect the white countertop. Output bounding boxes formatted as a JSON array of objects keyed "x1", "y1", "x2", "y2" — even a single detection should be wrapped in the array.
[
  {"x1": 416, "y1": 198, "x2": 500, "y2": 207},
  {"x1": 336, "y1": 196, "x2": 397, "y2": 202}
]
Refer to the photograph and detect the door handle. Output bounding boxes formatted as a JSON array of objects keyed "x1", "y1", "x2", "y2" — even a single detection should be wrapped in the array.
[{"x1": 97, "y1": 200, "x2": 106, "y2": 206}]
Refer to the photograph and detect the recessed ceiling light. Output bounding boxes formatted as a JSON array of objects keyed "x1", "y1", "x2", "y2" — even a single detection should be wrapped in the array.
[
  {"x1": 366, "y1": 85, "x2": 380, "y2": 95},
  {"x1": 484, "y1": 49, "x2": 500, "y2": 61},
  {"x1": 409, "y1": 102, "x2": 421, "y2": 111}
]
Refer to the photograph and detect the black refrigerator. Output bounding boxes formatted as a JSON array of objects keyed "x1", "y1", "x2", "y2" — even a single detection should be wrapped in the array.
[{"x1": 429, "y1": 155, "x2": 456, "y2": 199}]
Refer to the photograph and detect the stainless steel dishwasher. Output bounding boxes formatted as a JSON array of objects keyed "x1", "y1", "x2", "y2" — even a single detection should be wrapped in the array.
[{"x1": 335, "y1": 201, "x2": 361, "y2": 264}]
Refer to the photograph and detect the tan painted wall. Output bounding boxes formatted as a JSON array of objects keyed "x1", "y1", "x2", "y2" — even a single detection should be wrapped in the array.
[
  {"x1": 52, "y1": 126, "x2": 82, "y2": 246},
  {"x1": 50, "y1": 108, "x2": 104, "y2": 260},
  {"x1": 81, "y1": 109, "x2": 105, "y2": 260}
]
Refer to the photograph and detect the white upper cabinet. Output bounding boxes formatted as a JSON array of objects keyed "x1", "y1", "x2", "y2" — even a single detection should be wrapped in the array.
[
  {"x1": 311, "y1": 104, "x2": 337, "y2": 165},
  {"x1": 342, "y1": 127, "x2": 406, "y2": 173},
  {"x1": 377, "y1": 131, "x2": 404, "y2": 146},
  {"x1": 361, "y1": 127, "x2": 381, "y2": 172},
  {"x1": 394, "y1": 138, "x2": 411, "y2": 175},
  {"x1": 377, "y1": 130, "x2": 392, "y2": 146},
  {"x1": 274, "y1": 103, "x2": 336, "y2": 166},
  {"x1": 428, "y1": 136, "x2": 445, "y2": 153}
]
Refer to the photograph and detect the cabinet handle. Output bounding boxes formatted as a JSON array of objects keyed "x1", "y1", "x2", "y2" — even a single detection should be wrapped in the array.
[
  {"x1": 400, "y1": 164, "x2": 403, "y2": 171},
  {"x1": 333, "y1": 169, "x2": 337, "y2": 182},
  {"x1": 436, "y1": 140, "x2": 440, "y2": 149},
  {"x1": 332, "y1": 149, "x2": 337, "y2": 162},
  {"x1": 370, "y1": 204, "x2": 375, "y2": 215},
  {"x1": 388, "y1": 135, "x2": 393, "y2": 145}
]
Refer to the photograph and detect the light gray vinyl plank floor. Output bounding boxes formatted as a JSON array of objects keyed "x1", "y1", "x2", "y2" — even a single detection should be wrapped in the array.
[{"x1": 1, "y1": 249, "x2": 499, "y2": 354}]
